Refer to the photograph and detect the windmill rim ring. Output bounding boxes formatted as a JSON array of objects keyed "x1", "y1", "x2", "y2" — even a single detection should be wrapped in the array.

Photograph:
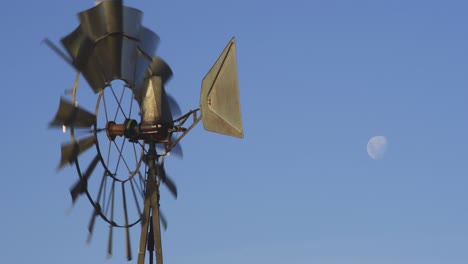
[{"x1": 69, "y1": 80, "x2": 145, "y2": 228}]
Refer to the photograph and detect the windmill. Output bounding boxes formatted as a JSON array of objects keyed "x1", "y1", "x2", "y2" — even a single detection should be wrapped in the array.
[{"x1": 46, "y1": 1, "x2": 243, "y2": 263}]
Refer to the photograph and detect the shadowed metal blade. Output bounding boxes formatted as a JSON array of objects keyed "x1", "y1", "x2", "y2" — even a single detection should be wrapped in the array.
[
  {"x1": 87, "y1": 203, "x2": 101, "y2": 243},
  {"x1": 70, "y1": 154, "x2": 100, "y2": 203},
  {"x1": 61, "y1": 25, "x2": 107, "y2": 93},
  {"x1": 171, "y1": 133, "x2": 183, "y2": 157},
  {"x1": 160, "y1": 135, "x2": 183, "y2": 159},
  {"x1": 59, "y1": 136, "x2": 96, "y2": 169},
  {"x1": 61, "y1": 26, "x2": 94, "y2": 69},
  {"x1": 147, "y1": 56, "x2": 173, "y2": 84},
  {"x1": 50, "y1": 98, "x2": 96, "y2": 128},
  {"x1": 134, "y1": 27, "x2": 159, "y2": 89},
  {"x1": 167, "y1": 142, "x2": 183, "y2": 158},
  {"x1": 166, "y1": 94, "x2": 181, "y2": 118},
  {"x1": 43, "y1": 38, "x2": 73, "y2": 66},
  {"x1": 61, "y1": 2, "x2": 159, "y2": 92},
  {"x1": 138, "y1": 27, "x2": 160, "y2": 58},
  {"x1": 159, "y1": 165, "x2": 177, "y2": 199},
  {"x1": 159, "y1": 210, "x2": 168, "y2": 231},
  {"x1": 88, "y1": 175, "x2": 106, "y2": 243}
]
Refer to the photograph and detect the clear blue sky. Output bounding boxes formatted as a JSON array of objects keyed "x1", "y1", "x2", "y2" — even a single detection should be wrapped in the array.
[{"x1": 1, "y1": 0, "x2": 468, "y2": 263}]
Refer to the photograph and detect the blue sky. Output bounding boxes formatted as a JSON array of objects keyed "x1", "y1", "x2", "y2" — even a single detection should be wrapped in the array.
[{"x1": 1, "y1": 0, "x2": 468, "y2": 263}]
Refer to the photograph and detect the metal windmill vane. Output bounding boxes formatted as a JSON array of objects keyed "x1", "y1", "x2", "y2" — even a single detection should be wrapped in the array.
[{"x1": 46, "y1": 1, "x2": 243, "y2": 263}]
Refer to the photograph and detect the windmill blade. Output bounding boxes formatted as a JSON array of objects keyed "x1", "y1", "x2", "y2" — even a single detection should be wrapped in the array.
[
  {"x1": 162, "y1": 174, "x2": 178, "y2": 199},
  {"x1": 70, "y1": 154, "x2": 100, "y2": 203},
  {"x1": 159, "y1": 165, "x2": 177, "y2": 199},
  {"x1": 169, "y1": 133, "x2": 183, "y2": 158},
  {"x1": 166, "y1": 142, "x2": 183, "y2": 159},
  {"x1": 155, "y1": 143, "x2": 183, "y2": 160},
  {"x1": 87, "y1": 203, "x2": 102, "y2": 243},
  {"x1": 59, "y1": 136, "x2": 96, "y2": 169},
  {"x1": 42, "y1": 38, "x2": 74, "y2": 66},
  {"x1": 88, "y1": 175, "x2": 106, "y2": 243},
  {"x1": 142, "y1": 157, "x2": 178, "y2": 198},
  {"x1": 166, "y1": 94, "x2": 182, "y2": 118},
  {"x1": 159, "y1": 210, "x2": 168, "y2": 231},
  {"x1": 50, "y1": 98, "x2": 96, "y2": 128},
  {"x1": 147, "y1": 56, "x2": 173, "y2": 84}
]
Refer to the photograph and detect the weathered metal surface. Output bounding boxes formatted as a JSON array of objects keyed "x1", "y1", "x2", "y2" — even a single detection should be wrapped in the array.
[
  {"x1": 49, "y1": 98, "x2": 95, "y2": 128},
  {"x1": 60, "y1": 1, "x2": 158, "y2": 92},
  {"x1": 166, "y1": 94, "x2": 182, "y2": 118},
  {"x1": 134, "y1": 57, "x2": 175, "y2": 126},
  {"x1": 200, "y1": 38, "x2": 243, "y2": 138},
  {"x1": 141, "y1": 76, "x2": 161, "y2": 125},
  {"x1": 49, "y1": 2, "x2": 243, "y2": 264},
  {"x1": 61, "y1": 25, "x2": 107, "y2": 92},
  {"x1": 69, "y1": 154, "x2": 100, "y2": 203},
  {"x1": 138, "y1": 143, "x2": 164, "y2": 264},
  {"x1": 59, "y1": 136, "x2": 96, "y2": 169},
  {"x1": 147, "y1": 56, "x2": 173, "y2": 84}
]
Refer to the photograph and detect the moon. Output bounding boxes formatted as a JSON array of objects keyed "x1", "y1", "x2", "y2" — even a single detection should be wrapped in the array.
[{"x1": 367, "y1": 136, "x2": 388, "y2": 160}]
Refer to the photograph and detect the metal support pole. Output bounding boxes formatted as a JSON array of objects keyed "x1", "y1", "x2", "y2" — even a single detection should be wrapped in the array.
[{"x1": 137, "y1": 142, "x2": 164, "y2": 264}]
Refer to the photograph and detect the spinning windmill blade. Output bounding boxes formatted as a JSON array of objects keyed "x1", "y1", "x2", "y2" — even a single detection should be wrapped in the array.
[
  {"x1": 59, "y1": 136, "x2": 96, "y2": 169},
  {"x1": 142, "y1": 154, "x2": 178, "y2": 199},
  {"x1": 57, "y1": 1, "x2": 159, "y2": 93},
  {"x1": 42, "y1": 38, "x2": 73, "y2": 67},
  {"x1": 158, "y1": 158, "x2": 178, "y2": 199},
  {"x1": 167, "y1": 93, "x2": 182, "y2": 119},
  {"x1": 159, "y1": 210, "x2": 168, "y2": 231},
  {"x1": 70, "y1": 154, "x2": 100, "y2": 203},
  {"x1": 157, "y1": 134, "x2": 184, "y2": 159},
  {"x1": 50, "y1": 98, "x2": 96, "y2": 128},
  {"x1": 166, "y1": 142, "x2": 183, "y2": 158}
]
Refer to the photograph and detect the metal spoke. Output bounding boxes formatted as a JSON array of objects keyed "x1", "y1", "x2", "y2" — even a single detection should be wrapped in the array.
[
  {"x1": 102, "y1": 91, "x2": 109, "y2": 123},
  {"x1": 110, "y1": 85, "x2": 128, "y2": 120},
  {"x1": 130, "y1": 178, "x2": 143, "y2": 216},
  {"x1": 128, "y1": 89, "x2": 134, "y2": 118},
  {"x1": 132, "y1": 141, "x2": 139, "y2": 165},
  {"x1": 118, "y1": 85, "x2": 127, "y2": 118},
  {"x1": 106, "y1": 139, "x2": 112, "y2": 168},
  {"x1": 102, "y1": 174, "x2": 108, "y2": 213},
  {"x1": 95, "y1": 172, "x2": 107, "y2": 209},
  {"x1": 132, "y1": 171, "x2": 145, "y2": 198},
  {"x1": 110, "y1": 85, "x2": 120, "y2": 121},
  {"x1": 122, "y1": 183, "x2": 132, "y2": 260},
  {"x1": 104, "y1": 179, "x2": 115, "y2": 218},
  {"x1": 112, "y1": 140, "x2": 133, "y2": 177},
  {"x1": 111, "y1": 140, "x2": 125, "y2": 173},
  {"x1": 88, "y1": 171, "x2": 107, "y2": 242}
]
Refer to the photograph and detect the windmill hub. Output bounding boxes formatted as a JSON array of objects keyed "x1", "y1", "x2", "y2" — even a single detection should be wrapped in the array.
[{"x1": 105, "y1": 119, "x2": 176, "y2": 142}]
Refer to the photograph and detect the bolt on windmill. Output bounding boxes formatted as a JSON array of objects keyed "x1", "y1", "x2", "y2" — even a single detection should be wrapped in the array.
[{"x1": 46, "y1": 1, "x2": 243, "y2": 263}]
